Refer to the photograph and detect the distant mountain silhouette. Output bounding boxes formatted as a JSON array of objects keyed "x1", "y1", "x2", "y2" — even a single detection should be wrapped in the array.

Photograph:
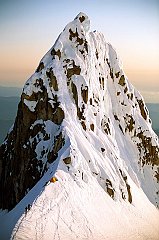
[
  {"x1": 0, "y1": 86, "x2": 21, "y2": 97},
  {"x1": 146, "y1": 103, "x2": 159, "y2": 133},
  {"x1": 0, "y1": 96, "x2": 19, "y2": 143}
]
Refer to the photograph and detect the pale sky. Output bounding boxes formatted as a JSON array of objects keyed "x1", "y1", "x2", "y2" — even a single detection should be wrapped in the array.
[{"x1": 0, "y1": 0, "x2": 159, "y2": 102}]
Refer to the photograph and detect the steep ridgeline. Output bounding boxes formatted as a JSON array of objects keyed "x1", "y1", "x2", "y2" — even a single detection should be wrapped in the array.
[{"x1": 0, "y1": 12, "x2": 159, "y2": 216}]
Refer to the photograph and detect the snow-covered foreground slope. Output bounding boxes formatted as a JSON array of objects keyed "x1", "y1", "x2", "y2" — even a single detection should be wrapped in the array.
[
  {"x1": 0, "y1": 13, "x2": 159, "y2": 239},
  {"x1": 1, "y1": 166, "x2": 159, "y2": 240}
]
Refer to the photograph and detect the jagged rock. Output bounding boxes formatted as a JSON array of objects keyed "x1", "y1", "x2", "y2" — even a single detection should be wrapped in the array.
[
  {"x1": 51, "y1": 48, "x2": 61, "y2": 59},
  {"x1": 66, "y1": 60, "x2": 81, "y2": 79},
  {"x1": 106, "y1": 179, "x2": 114, "y2": 199},
  {"x1": 90, "y1": 123, "x2": 94, "y2": 131},
  {"x1": 46, "y1": 68, "x2": 58, "y2": 91},
  {"x1": 118, "y1": 75, "x2": 126, "y2": 86},
  {"x1": 101, "y1": 148, "x2": 105, "y2": 152},
  {"x1": 63, "y1": 157, "x2": 71, "y2": 165},
  {"x1": 36, "y1": 62, "x2": 44, "y2": 72},
  {"x1": 136, "y1": 98, "x2": 147, "y2": 120}
]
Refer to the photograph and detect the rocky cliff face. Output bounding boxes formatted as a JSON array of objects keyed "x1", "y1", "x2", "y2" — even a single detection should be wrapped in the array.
[
  {"x1": 0, "y1": 12, "x2": 159, "y2": 213},
  {"x1": 0, "y1": 91, "x2": 64, "y2": 210}
]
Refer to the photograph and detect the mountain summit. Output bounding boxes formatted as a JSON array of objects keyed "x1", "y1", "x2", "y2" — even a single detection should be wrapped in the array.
[{"x1": 0, "y1": 13, "x2": 159, "y2": 239}]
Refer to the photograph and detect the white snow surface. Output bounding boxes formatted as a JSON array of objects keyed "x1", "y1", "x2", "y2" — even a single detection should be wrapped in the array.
[{"x1": 0, "y1": 12, "x2": 159, "y2": 240}]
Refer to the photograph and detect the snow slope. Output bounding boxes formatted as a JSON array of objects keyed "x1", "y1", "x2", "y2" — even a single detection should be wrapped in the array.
[
  {"x1": 2, "y1": 167, "x2": 159, "y2": 240},
  {"x1": 0, "y1": 12, "x2": 159, "y2": 240}
]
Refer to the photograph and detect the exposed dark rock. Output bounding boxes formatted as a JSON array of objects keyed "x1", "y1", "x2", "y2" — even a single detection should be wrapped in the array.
[
  {"x1": 95, "y1": 50, "x2": 99, "y2": 59},
  {"x1": 136, "y1": 130, "x2": 159, "y2": 167},
  {"x1": 154, "y1": 169, "x2": 159, "y2": 183},
  {"x1": 106, "y1": 58, "x2": 110, "y2": 68},
  {"x1": 84, "y1": 41, "x2": 88, "y2": 53},
  {"x1": 46, "y1": 68, "x2": 58, "y2": 91},
  {"x1": 36, "y1": 62, "x2": 44, "y2": 72},
  {"x1": 106, "y1": 179, "x2": 114, "y2": 199},
  {"x1": 69, "y1": 28, "x2": 84, "y2": 45},
  {"x1": 114, "y1": 115, "x2": 119, "y2": 121},
  {"x1": 121, "y1": 101, "x2": 127, "y2": 107},
  {"x1": 69, "y1": 26, "x2": 89, "y2": 54},
  {"x1": 121, "y1": 189, "x2": 126, "y2": 200},
  {"x1": 79, "y1": 15, "x2": 85, "y2": 23},
  {"x1": 124, "y1": 87, "x2": 128, "y2": 93},
  {"x1": 0, "y1": 103, "x2": 42, "y2": 210},
  {"x1": 102, "y1": 117, "x2": 111, "y2": 135},
  {"x1": 119, "y1": 124, "x2": 124, "y2": 134},
  {"x1": 51, "y1": 48, "x2": 61, "y2": 59},
  {"x1": 99, "y1": 77, "x2": 104, "y2": 89},
  {"x1": 63, "y1": 157, "x2": 71, "y2": 164},
  {"x1": 81, "y1": 121, "x2": 86, "y2": 130},
  {"x1": 33, "y1": 78, "x2": 45, "y2": 89},
  {"x1": 71, "y1": 78, "x2": 85, "y2": 121},
  {"x1": 81, "y1": 85, "x2": 88, "y2": 103},
  {"x1": 71, "y1": 82, "x2": 78, "y2": 106},
  {"x1": 52, "y1": 107, "x2": 64, "y2": 125},
  {"x1": 126, "y1": 182, "x2": 132, "y2": 203},
  {"x1": 104, "y1": 123, "x2": 110, "y2": 135},
  {"x1": 118, "y1": 75, "x2": 126, "y2": 86},
  {"x1": 136, "y1": 99, "x2": 147, "y2": 120},
  {"x1": 53, "y1": 133, "x2": 65, "y2": 154},
  {"x1": 130, "y1": 93, "x2": 133, "y2": 100},
  {"x1": 79, "y1": 49, "x2": 84, "y2": 55},
  {"x1": 110, "y1": 69, "x2": 114, "y2": 80},
  {"x1": 67, "y1": 60, "x2": 81, "y2": 79},
  {"x1": 125, "y1": 114, "x2": 135, "y2": 132},
  {"x1": 115, "y1": 72, "x2": 120, "y2": 78},
  {"x1": 106, "y1": 58, "x2": 114, "y2": 80},
  {"x1": 101, "y1": 77, "x2": 104, "y2": 89},
  {"x1": 63, "y1": 58, "x2": 70, "y2": 65},
  {"x1": 119, "y1": 170, "x2": 132, "y2": 203},
  {"x1": 77, "y1": 105, "x2": 85, "y2": 121},
  {"x1": 0, "y1": 80, "x2": 64, "y2": 210},
  {"x1": 48, "y1": 132, "x2": 65, "y2": 163},
  {"x1": 90, "y1": 123, "x2": 94, "y2": 131},
  {"x1": 68, "y1": 27, "x2": 88, "y2": 54}
]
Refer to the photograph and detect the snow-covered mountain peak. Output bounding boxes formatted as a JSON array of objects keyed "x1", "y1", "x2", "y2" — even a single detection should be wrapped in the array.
[
  {"x1": 0, "y1": 12, "x2": 159, "y2": 240},
  {"x1": 74, "y1": 12, "x2": 90, "y2": 31}
]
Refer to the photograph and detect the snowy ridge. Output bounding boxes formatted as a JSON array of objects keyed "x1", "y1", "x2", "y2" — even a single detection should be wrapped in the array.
[{"x1": 0, "y1": 12, "x2": 159, "y2": 239}]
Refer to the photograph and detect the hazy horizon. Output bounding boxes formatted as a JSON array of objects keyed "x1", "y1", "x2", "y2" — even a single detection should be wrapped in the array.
[{"x1": 0, "y1": 0, "x2": 159, "y2": 103}]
